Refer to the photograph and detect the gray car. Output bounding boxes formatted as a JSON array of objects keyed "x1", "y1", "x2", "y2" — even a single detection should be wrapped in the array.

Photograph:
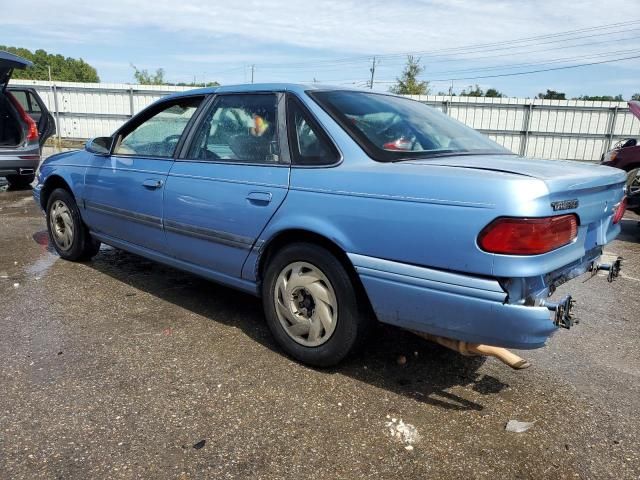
[{"x1": 0, "y1": 51, "x2": 55, "y2": 188}]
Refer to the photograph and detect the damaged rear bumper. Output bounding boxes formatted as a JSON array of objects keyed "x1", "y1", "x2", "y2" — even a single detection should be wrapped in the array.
[{"x1": 348, "y1": 250, "x2": 617, "y2": 350}]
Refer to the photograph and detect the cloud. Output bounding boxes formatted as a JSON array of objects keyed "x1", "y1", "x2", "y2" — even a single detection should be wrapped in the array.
[{"x1": 3, "y1": 0, "x2": 638, "y2": 57}]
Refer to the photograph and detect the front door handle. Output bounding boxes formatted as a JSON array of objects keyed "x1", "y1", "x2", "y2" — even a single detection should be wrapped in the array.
[
  {"x1": 142, "y1": 179, "x2": 163, "y2": 189},
  {"x1": 247, "y1": 191, "x2": 272, "y2": 205}
]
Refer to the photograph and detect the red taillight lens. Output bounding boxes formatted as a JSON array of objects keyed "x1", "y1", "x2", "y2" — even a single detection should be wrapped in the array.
[
  {"x1": 612, "y1": 197, "x2": 627, "y2": 224},
  {"x1": 7, "y1": 92, "x2": 39, "y2": 142},
  {"x1": 478, "y1": 214, "x2": 578, "y2": 255}
]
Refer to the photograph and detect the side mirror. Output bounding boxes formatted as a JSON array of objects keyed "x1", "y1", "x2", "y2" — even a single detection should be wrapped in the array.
[{"x1": 85, "y1": 137, "x2": 112, "y2": 155}]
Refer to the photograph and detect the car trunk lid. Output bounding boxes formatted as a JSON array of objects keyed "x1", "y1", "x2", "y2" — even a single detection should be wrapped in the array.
[
  {"x1": 0, "y1": 51, "x2": 32, "y2": 92},
  {"x1": 405, "y1": 155, "x2": 625, "y2": 197},
  {"x1": 404, "y1": 154, "x2": 626, "y2": 276}
]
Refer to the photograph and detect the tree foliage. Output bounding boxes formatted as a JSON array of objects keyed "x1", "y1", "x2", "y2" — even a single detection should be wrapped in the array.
[
  {"x1": 460, "y1": 84, "x2": 505, "y2": 98},
  {"x1": 575, "y1": 94, "x2": 623, "y2": 101},
  {"x1": 131, "y1": 64, "x2": 166, "y2": 85},
  {"x1": 0, "y1": 45, "x2": 99, "y2": 82},
  {"x1": 537, "y1": 89, "x2": 566, "y2": 100},
  {"x1": 631, "y1": 93, "x2": 640, "y2": 101},
  {"x1": 389, "y1": 56, "x2": 429, "y2": 95}
]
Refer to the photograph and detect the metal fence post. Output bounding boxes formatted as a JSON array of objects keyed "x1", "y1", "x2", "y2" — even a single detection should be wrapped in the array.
[
  {"x1": 601, "y1": 105, "x2": 619, "y2": 159},
  {"x1": 129, "y1": 87, "x2": 135, "y2": 117},
  {"x1": 52, "y1": 84, "x2": 61, "y2": 144},
  {"x1": 519, "y1": 102, "x2": 533, "y2": 156}
]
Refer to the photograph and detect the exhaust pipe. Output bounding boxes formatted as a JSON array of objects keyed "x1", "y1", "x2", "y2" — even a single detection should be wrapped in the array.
[
  {"x1": 19, "y1": 168, "x2": 34, "y2": 176},
  {"x1": 412, "y1": 331, "x2": 531, "y2": 370}
]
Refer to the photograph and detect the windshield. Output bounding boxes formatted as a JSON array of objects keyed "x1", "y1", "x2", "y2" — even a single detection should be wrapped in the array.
[{"x1": 309, "y1": 90, "x2": 512, "y2": 162}]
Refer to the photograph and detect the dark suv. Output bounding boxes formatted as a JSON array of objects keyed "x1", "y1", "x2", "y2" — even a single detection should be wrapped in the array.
[{"x1": 1, "y1": 51, "x2": 55, "y2": 188}]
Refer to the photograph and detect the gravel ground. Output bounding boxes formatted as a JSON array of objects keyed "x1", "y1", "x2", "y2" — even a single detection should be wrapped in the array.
[{"x1": 0, "y1": 175, "x2": 639, "y2": 479}]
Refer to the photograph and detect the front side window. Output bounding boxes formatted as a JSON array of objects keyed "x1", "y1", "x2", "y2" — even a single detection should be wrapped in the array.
[
  {"x1": 114, "y1": 96, "x2": 202, "y2": 157},
  {"x1": 309, "y1": 90, "x2": 511, "y2": 162},
  {"x1": 187, "y1": 94, "x2": 279, "y2": 164},
  {"x1": 287, "y1": 97, "x2": 339, "y2": 165}
]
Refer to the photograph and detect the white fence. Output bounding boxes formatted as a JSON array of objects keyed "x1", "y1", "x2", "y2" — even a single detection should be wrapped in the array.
[{"x1": 11, "y1": 80, "x2": 640, "y2": 162}]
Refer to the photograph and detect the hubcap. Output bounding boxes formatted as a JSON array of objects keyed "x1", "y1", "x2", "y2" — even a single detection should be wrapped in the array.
[
  {"x1": 627, "y1": 168, "x2": 640, "y2": 196},
  {"x1": 274, "y1": 261, "x2": 338, "y2": 347},
  {"x1": 49, "y1": 200, "x2": 74, "y2": 250}
]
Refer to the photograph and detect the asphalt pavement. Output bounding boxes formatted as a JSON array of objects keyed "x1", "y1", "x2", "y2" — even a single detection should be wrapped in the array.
[{"x1": 1, "y1": 177, "x2": 639, "y2": 479}]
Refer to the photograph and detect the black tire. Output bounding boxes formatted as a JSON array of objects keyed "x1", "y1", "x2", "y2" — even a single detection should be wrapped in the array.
[
  {"x1": 262, "y1": 242, "x2": 371, "y2": 367},
  {"x1": 46, "y1": 188, "x2": 101, "y2": 261},
  {"x1": 6, "y1": 174, "x2": 35, "y2": 189}
]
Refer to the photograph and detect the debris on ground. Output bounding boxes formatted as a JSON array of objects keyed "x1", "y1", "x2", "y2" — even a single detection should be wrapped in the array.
[
  {"x1": 386, "y1": 418, "x2": 420, "y2": 447},
  {"x1": 192, "y1": 440, "x2": 206, "y2": 450},
  {"x1": 505, "y1": 420, "x2": 535, "y2": 433}
]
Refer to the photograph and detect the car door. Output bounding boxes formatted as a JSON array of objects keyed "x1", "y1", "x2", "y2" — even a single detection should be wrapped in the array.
[
  {"x1": 82, "y1": 95, "x2": 204, "y2": 253},
  {"x1": 164, "y1": 92, "x2": 290, "y2": 279},
  {"x1": 8, "y1": 88, "x2": 55, "y2": 146}
]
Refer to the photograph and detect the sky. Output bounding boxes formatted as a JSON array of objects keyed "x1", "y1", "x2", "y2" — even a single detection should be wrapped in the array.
[{"x1": 1, "y1": 0, "x2": 639, "y2": 98}]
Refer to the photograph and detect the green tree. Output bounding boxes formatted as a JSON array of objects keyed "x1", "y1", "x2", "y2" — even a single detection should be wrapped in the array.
[
  {"x1": 631, "y1": 93, "x2": 640, "y2": 101},
  {"x1": 389, "y1": 56, "x2": 429, "y2": 95},
  {"x1": 460, "y1": 85, "x2": 505, "y2": 97},
  {"x1": 460, "y1": 84, "x2": 484, "y2": 97},
  {"x1": 131, "y1": 64, "x2": 166, "y2": 85},
  {"x1": 485, "y1": 88, "x2": 505, "y2": 98},
  {"x1": 575, "y1": 94, "x2": 623, "y2": 101},
  {"x1": 537, "y1": 89, "x2": 566, "y2": 100},
  {"x1": 0, "y1": 46, "x2": 99, "y2": 82}
]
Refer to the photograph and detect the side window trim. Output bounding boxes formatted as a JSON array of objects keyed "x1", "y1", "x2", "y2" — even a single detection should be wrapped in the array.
[
  {"x1": 177, "y1": 91, "x2": 290, "y2": 166},
  {"x1": 110, "y1": 94, "x2": 205, "y2": 160},
  {"x1": 286, "y1": 94, "x2": 342, "y2": 167}
]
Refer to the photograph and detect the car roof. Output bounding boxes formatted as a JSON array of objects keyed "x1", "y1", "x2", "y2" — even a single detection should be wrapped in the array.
[{"x1": 165, "y1": 83, "x2": 366, "y2": 99}]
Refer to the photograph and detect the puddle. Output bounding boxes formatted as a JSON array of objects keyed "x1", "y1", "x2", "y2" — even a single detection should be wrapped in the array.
[{"x1": 24, "y1": 253, "x2": 59, "y2": 278}]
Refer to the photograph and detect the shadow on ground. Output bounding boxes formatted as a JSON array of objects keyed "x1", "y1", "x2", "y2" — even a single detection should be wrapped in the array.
[{"x1": 68, "y1": 243, "x2": 508, "y2": 412}]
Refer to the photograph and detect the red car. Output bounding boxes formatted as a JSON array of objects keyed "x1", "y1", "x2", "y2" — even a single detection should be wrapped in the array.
[{"x1": 601, "y1": 100, "x2": 640, "y2": 214}]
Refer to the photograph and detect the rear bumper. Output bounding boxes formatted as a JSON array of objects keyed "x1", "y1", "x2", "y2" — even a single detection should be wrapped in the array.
[
  {"x1": 349, "y1": 253, "x2": 557, "y2": 349},
  {"x1": 0, "y1": 151, "x2": 40, "y2": 177}
]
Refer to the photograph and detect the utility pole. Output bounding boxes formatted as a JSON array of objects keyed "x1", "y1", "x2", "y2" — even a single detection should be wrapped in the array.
[
  {"x1": 47, "y1": 65, "x2": 52, "y2": 82},
  {"x1": 250, "y1": 64, "x2": 255, "y2": 84},
  {"x1": 369, "y1": 56, "x2": 378, "y2": 89}
]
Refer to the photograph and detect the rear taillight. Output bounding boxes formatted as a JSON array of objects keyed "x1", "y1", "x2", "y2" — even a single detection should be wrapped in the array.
[
  {"x1": 478, "y1": 214, "x2": 578, "y2": 255},
  {"x1": 612, "y1": 197, "x2": 627, "y2": 224},
  {"x1": 7, "y1": 92, "x2": 39, "y2": 142}
]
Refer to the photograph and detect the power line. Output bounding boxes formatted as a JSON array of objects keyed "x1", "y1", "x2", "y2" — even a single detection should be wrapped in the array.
[
  {"x1": 371, "y1": 53, "x2": 640, "y2": 83},
  {"x1": 252, "y1": 20, "x2": 640, "y2": 70}
]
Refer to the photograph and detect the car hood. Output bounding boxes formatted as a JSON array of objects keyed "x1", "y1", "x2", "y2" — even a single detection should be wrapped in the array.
[
  {"x1": 0, "y1": 51, "x2": 32, "y2": 91},
  {"x1": 404, "y1": 154, "x2": 626, "y2": 193},
  {"x1": 629, "y1": 100, "x2": 640, "y2": 121}
]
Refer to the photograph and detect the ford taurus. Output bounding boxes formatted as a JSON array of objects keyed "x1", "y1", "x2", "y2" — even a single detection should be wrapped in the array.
[{"x1": 33, "y1": 84, "x2": 627, "y2": 367}]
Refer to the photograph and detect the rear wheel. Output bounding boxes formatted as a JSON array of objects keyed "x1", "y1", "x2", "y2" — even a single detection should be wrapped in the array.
[
  {"x1": 6, "y1": 174, "x2": 35, "y2": 189},
  {"x1": 46, "y1": 188, "x2": 101, "y2": 261},
  {"x1": 262, "y1": 243, "x2": 371, "y2": 367}
]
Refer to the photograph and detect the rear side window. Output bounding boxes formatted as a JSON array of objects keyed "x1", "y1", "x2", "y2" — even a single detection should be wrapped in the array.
[
  {"x1": 10, "y1": 90, "x2": 29, "y2": 111},
  {"x1": 287, "y1": 96, "x2": 339, "y2": 166},
  {"x1": 187, "y1": 94, "x2": 280, "y2": 164},
  {"x1": 114, "y1": 96, "x2": 202, "y2": 158}
]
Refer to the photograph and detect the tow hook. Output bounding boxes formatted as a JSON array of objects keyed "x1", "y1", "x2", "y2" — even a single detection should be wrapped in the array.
[
  {"x1": 590, "y1": 257, "x2": 623, "y2": 282},
  {"x1": 541, "y1": 295, "x2": 576, "y2": 329}
]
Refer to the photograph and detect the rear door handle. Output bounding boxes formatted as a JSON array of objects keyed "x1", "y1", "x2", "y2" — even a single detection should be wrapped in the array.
[
  {"x1": 247, "y1": 191, "x2": 272, "y2": 205},
  {"x1": 142, "y1": 179, "x2": 163, "y2": 189}
]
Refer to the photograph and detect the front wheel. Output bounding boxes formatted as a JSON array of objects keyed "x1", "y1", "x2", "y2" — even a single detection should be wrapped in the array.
[
  {"x1": 262, "y1": 243, "x2": 371, "y2": 367},
  {"x1": 46, "y1": 188, "x2": 101, "y2": 261}
]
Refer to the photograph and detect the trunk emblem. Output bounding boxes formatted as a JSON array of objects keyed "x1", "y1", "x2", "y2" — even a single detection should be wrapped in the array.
[{"x1": 551, "y1": 199, "x2": 579, "y2": 211}]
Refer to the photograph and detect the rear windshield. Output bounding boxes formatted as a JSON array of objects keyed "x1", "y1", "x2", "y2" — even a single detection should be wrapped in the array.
[{"x1": 309, "y1": 90, "x2": 512, "y2": 162}]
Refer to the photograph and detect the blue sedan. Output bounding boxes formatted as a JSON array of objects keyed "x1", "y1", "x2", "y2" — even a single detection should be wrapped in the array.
[{"x1": 33, "y1": 84, "x2": 626, "y2": 367}]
